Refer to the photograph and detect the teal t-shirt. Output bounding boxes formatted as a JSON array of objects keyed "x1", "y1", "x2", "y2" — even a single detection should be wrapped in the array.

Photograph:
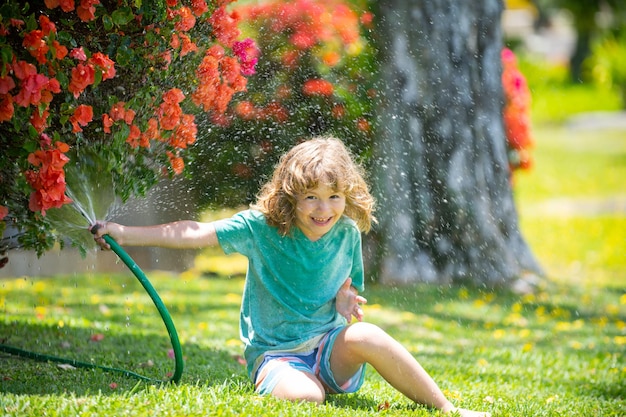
[{"x1": 213, "y1": 209, "x2": 365, "y2": 375}]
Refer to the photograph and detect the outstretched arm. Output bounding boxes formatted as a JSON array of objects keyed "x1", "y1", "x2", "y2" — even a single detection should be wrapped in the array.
[
  {"x1": 335, "y1": 277, "x2": 367, "y2": 322},
  {"x1": 91, "y1": 220, "x2": 220, "y2": 250}
]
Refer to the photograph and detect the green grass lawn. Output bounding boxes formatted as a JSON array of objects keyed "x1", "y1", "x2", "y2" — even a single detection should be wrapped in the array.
[{"x1": 1, "y1": 90, "x2": 625, "y2": 415}]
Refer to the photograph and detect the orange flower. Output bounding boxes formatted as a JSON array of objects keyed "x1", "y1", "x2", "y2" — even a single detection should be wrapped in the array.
[
  {"x1": 68, "y1": 62, "x2": 95, "y2": 98},
  {"x1": 209, "y1": 6, "x2": 240, "y2": 47},
  {"x1": 264, "y1": 102, "x2": 288, "y2": 122},
  {"x1": 166, "y1": 150, "x2": 184, "y2": 175},
  {"x1": 190, "y1": 0, "x2": 208, "y2": 16},
  {"x1": 0, "y1": 94, "x2": 14, "y2": 122},
  {"x1": 89, "y1": 52, "x2": 115, "y2": 80},
  {"x1": 163, "y1": 88, "x2": 185, "y2": 104},
  {"x1": 109, "y1": 101, "x2": 126, "y2": 122},
  {"x1": 125, "y1": 124, "x2": 142, "y2": 148},
  {"x1": 169, "y1": 114, "x2": 196, "y2": 148},
  {"x1": 0, "y1": 72, "x2": 16, "y2": 94},
  {"x1": 15, "y1": 72, "x2": 51, "y2": 107},
  {"x1": 25, "y1": 141, "x2": 72, "y2": 215},
  {"x1": 179, "y1": 33, "x2": 198, "y2": 56},
  {"x1": 52, "y1": 40, "x2": 68, "y2": 60},
  {"x1": 123, "y1": 108, "x2": 136, "y2": 125},
  {"x1": 158, "y1": 101, "x2": 182, "y2": 131},
  {"x1": 69, "y1": 104, "x2": 93, "y2": 132},
  {"x1": 234, "y1": 101, "x2": 257, "y2": 120},
  {"x1": 321, "y1": 50, "x2": 340, "y2": 67},
  {"x1": 102, "y1": 113, "x2": 113, "y2": 133},
  {"x1": 77, "y1": 0, "x2": 100, "y2": 22},
  {"x1": 23, "y1": 30, "x2": 48, "y2": 64},
  {"x1": 143, "y1": 117, "x2": 159, "y2": 140},
  {"x1": 174, "y1": 6, "x2": 196, "y2": 32},
  {"x1": 30, "y1": 107, "x2": 50, "y2": 133},
  {"x1": 39, "y1": 15, "x2": 56, "y2": 36},
  {"x1": 302, "y1": 79, "x2": 334, "y2": 97}
]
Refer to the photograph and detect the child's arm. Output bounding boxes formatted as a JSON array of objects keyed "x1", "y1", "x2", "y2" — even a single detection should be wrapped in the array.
[
  {"x1": 335, "y1": 277, "x2": 367, "y2": 322},
  {"x1": 91, "y1": 220, "x2": 220, "y2": 250}
]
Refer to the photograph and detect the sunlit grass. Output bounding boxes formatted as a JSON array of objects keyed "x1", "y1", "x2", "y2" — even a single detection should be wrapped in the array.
[
  {"x1": 2, "y1": 63, "x2": 626, "y2": 416},
  {"x1": 1, "y1": 269, "x2": 624, "y2": 416}
]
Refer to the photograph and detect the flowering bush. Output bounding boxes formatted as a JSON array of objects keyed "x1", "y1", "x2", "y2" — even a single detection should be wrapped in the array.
[
  {"x1": 187, "y1": 0, "x2": 376, "y2": 207},
  {"x1": 502, "y1": 47, "x2": 534, "y2": 173},
  {"x1": 0, "y1": 0, "x2": 257, "y2": 258}
]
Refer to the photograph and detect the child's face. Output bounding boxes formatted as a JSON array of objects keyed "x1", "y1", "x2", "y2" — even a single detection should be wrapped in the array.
[{"x1": 294, "y1": 183, "x2": 346, "y2": 241}]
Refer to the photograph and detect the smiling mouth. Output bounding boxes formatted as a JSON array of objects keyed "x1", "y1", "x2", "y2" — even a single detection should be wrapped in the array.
[{"x1": 311, "y1": 216, "x2": 333, "y2": 225}]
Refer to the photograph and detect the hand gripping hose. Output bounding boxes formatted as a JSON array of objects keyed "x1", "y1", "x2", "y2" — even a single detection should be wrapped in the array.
[{"x1": 0, "y1": 234, "x2": 184, "y2": 384}]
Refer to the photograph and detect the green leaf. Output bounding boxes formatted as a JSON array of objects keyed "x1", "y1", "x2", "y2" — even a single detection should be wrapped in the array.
[
  {"x1": 0, "y1": 46, "x2": 14, "y2": 69},
  {"x1": 111, "y1": 7, "x2": 134, "y2": 27},
  {"x1": 102, "y1": 14, "x2": 113, "y2": 31},
  {"x1": 115, "y1": 45, "x2": 134, "y2": 67}
]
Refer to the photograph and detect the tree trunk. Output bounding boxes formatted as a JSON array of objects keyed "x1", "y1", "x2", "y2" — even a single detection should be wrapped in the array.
[{"x1": 369, "y1": 0, "x2": 543, "y2": 286}]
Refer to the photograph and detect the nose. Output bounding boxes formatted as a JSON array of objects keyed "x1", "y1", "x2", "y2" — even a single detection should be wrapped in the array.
[{"x1": 316, "y1": 199, "x2": 330, "y2": 211}]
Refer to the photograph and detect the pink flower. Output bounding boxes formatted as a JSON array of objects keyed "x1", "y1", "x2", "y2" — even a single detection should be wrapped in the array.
[{"x1": 232, "y1": 38, "x2": 259, "y2": 75}]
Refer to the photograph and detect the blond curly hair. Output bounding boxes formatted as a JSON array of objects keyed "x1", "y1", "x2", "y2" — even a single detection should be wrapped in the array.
[{"x1": 252, "y1": 137, "x2": 376, "y2": 235}]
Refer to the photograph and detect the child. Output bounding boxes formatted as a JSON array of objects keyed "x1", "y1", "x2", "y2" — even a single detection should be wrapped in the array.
[{"x1": 92, "y1": 137, "x2": 490, "y2": 416}]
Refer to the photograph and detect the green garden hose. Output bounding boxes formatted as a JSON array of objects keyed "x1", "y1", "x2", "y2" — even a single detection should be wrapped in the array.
[{"x1": 0, "y1": 234, "x2": 184, "y2": 384}]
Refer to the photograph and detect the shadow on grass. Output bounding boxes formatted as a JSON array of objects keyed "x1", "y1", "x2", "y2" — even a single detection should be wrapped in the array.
[{"x1": 0, "y1": 320, "x2": 249, "y2": 397}]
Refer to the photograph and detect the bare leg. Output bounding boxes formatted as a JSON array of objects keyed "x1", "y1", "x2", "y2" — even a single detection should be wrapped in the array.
[
  {"x1": 330, "y1": 322, "x2": 490, "y2": 416},
  {"x1": 269, "y1": 367, "x2": 326, "y2": 404}
]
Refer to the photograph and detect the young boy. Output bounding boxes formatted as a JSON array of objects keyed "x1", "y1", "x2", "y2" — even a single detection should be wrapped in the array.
[{"x1": 92, "y1": 137, "x2": 490, "y2": 416}]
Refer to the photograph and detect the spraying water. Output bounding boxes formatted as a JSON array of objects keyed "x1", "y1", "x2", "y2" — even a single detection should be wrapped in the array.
[
  {"x1": 3, "y1": 149, "x2": 186, "y2": 383},
  {"x1": 45, "y1": 149, "x2": 118, "y2": 252}
]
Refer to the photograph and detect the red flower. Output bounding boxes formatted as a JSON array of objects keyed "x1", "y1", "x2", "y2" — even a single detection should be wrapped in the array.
[
  {"x1": 163, "y1": 88, "x2": 185, "y2": 104},
  {"x1": 69, "y1": 104, "x2": 93, "y2": 132},
  {"x1": 109, "y1": 101, "x2": 126, "y2": 122},
  {"x1": 209, "y1": 6, "x2": 240, "y2": 48},
  {"x1": 501, "y1": 48, "x2": 533, "y2": 171},
  {"x1": 169, "y1": 113, "x2": 196, "y2": 148},
  {"x1": 77, "y1": 0, "x2": 100, "y2": 22},
  {"x1": 68, "y1": 63, "x2": 95, "y2": 98},
  {"x1": 234, "y1": 101, "x2": 257, "y2": 120},
  {"x1": 302, "y1": 79, "x2": 334, "y2": 97},
  {"x1": 39, "y1": 15, "x2": 56, "y2": 36},
  {"x1": 102, "y1": 113, "x2": 113, "y2": 133},
  {"x1": 45, "y1": 0, "x2": 76, "y2": 12},
  {"x1": 89, "y1": 52, "x2": 115, "y2": 80},
  {"x1": 174, "y1": 6, "x2": 196, "y2": 32},
  {"x1": 0, "y1": 72, "x2": 15, "y2": 94},
  {"x1": 166, "y1": 151, "x2": 185, "y2": 175},
  {"x1": 70, "y1": 47, "x2": 87, "y2": 61},
  {"x1": 52, "y1": 40, "x2": 68, "y2": 60},
  {"x1": 125, "y1": 124, "x2": 142, "y2": 148},
  {"x1": 15, "y1": 72, "x2": 52, "y2": 107},
  {"x1": 179, "y1": 34, "x2": 198, "y2": 57},
  {"x1": 158, "y1": 89, "x2": 185, "y2": 130},
  {"x1": 30, "y1": 107, "x2": 50, "y2": 133},
  {"x1": 0, "y1": 95, "x2": 14, "y2": 122},
  {"x1": 0, "y1": 205, "x2": 8, "y2": 221},
  {"x1": 190, "y1": 0, "x2": 209, "y2": 16},
  {"x1": 23, "y1": 30, "x2": 49, "y2": 64},
  {"x1": 26, "y1": 141, "x2": 73, "y2": 215}
]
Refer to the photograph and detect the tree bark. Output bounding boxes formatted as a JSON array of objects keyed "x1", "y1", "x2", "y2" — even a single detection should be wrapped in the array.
[{"x1": 370, "y1": 0, "x2": 543, "y2": 286}]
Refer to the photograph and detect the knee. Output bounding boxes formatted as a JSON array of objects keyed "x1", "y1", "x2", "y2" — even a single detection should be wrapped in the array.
[
  {"x1": 344, "y1": 322, "x2": 390, "y2": 345},
  {"x1": 271, "y1": 372, "x2": 326, "y2": 405}
]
